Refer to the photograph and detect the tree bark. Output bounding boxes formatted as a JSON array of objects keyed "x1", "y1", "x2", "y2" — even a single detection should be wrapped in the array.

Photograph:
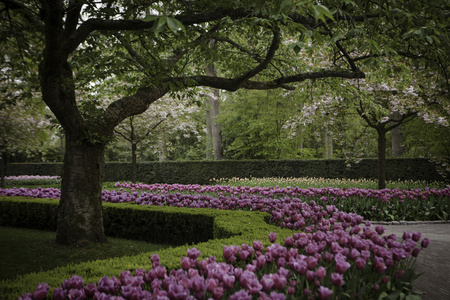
[
  {"x1": 323, "y1": 132, "x2": 333, "y2": 159},
  {"x1": 391, "y1": 112, "x2": 404, "y2": 157},
  {"x1": 56, "y1": 135, "x2": 107, "y2": 245},
  {"x1": 205, "y1": 98, "x2": 213, "y2": 159},
  {"x1": 206, "y1": 50, "x2": 223, "y2": 160},
  {"x1": 211, "y1": 93, "x2": 223, "y2": 160},
  {"x1": 158, "y1": 131, "x2": 168, "y2": 161},
  {"x1": 0, "y1": 151, "x2": 5, "y2": 188},
  {"x1": 377, "y1": 129, "x2": 387, "y2": 189},
  {"x1": 131, "y1": 142, "x2": 137, "y2": 182}
]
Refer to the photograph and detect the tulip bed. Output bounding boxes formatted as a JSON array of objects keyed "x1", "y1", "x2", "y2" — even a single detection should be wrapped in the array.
[
  {"x1": 19, "y1": 227, "x2": 429, "y2": 300},
  {"x1": 2, "y1": 182, "x2": 449, "y2": 223},
  {"x1": 0, "y1": 181, "x2": 441, "y2": 299}
]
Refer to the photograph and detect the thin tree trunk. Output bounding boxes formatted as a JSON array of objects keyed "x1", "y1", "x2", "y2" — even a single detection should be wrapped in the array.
[
  {"x1": 205, "y1": 98, "x2": 213, "y2": 159},
  {"x1": 391, "y1": 112, "x2": 404, "y2": 157},
  {"x1": 158, "y1": 131, "x2": 168, "y2": 161},
  {"x1": 211, "y1": 93, "x2": 223, "y2": 160},
  {"x1": 323, "y1": 132, "x2": 333, "y2": 159},
  {"x1": 131, "y1": 142, "x2": 137, "y2": 182},
  {"x1": 377, "y1": 129, "x2": 387, "y2": 189},
  {"x1": 56, "y1": 136, "x2": 107, "y2": 245},
  {"x1": 0, "y1": 151, "x2": 5, "y2": 188},
  {"x1": 206, "y1": 42, "x2": 223, "y2": 160}
]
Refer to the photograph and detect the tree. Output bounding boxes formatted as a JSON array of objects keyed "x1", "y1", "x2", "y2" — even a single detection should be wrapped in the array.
[
  {"x1": 219, "y1": 88, "x2": 305, "y2": 159},
  {"x1": 0, "y1": 101, "x2": 51, "y2": 187},
  {"x1": 2, "y1": 0, "x2": 447, "y2": 245}
]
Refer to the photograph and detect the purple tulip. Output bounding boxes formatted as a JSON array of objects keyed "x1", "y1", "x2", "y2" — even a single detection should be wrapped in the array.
[
  {"x1": 306, "y1": 270, "x2": 315, "y2": 282},
  {"x1": 222, "y1": 274, "x2": 235, "y2": 289},
  {"x1": 53, "y1": 288, "x2": 66, "y2": 300},
  {"x1": 269, "y1": 232, "x2": 277, "y2": 243},
  {"x1": 18, "y1": 293, "x2": 32, "y2": 300},
  {"x1": 260, "y1": 274, "x2": 274, "y2": 292},
  {"x1": 167, "y1": 283, "x2": 189, "y2": 300},
  {"x1": 318, "y1": 286, "x2": 333, "y2": 300},
  {"x1": 97, "y1": 276, "x2": 121, "y2": 294},
  {"x1": 62, "y1": 275, "x2": 84, "y2": 291},
  {"x1": 334, "y1": 256, "x2": 351, "y2": 274},
  {"x1": 332, "y1": 273, "x2": 345, "y2": 287},
  {"x1": 187, "y1": 247, "x2": 201, "y2": 259},
  {"x1": 253, "y1": 240, "x2": 264, "y2": 252},
  {"x1": 307, "y1": 256, "x2": 318, "y2": 269},
  {"x1": 421, "y1": 238, "x2": 431, "y2": 248},
  {"x1": 150, "y1": 254, "x2": 161, "y2": 267},
  {"x1": 84, "y1": 284, "x2": 97, "y2": 298},
  {"x1": 229, "y1": 290, "x2": 251, "y2": 300},
  {"x1": 31, "y1": 283, "x2": 50, "y2": 300},
  {"x1": 402, "y1": 231, "x2": 412, "y2": 241},
  {"x1": 412, "y1": 231, "x2": 422, "y2": 242},
  {"x1": 180, "y1": 256, "x2": 191, "y2": 270},
  {"x1": 223, "y1": 246, "x2": 236, "y2": 263},
  {"x1": 68, "y1": 288, "x2": 86, "y2": 300},
  {"x1": 375, "y1": 225, "x2": 385, "y2": 235},
  {"x1": 212, "y1": 286, "x2": 224, "y2": 299},
  {"x1": 154, "y1": 266, "x2": 166, "y2": 279},
  {"x1": 356, "y1": 257, "x2": 366, "y2": 270},
  {"x1": 315, "y1": 266, "x2": 326, "y2": 281}
]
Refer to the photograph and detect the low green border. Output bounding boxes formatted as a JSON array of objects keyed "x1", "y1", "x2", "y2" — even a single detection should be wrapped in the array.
[{"x1": 0, "y1": 197, "x2": 295, "y2": 299}]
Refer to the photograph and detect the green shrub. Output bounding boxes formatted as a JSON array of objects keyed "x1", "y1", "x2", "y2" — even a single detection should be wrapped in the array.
[{"x1": 0, "y1": 196, "x2": 295, "y2": 299}]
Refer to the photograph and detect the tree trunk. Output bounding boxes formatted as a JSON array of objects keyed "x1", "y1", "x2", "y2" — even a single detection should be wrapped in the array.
[
  {"x1": 391, "y1": 112, "x2": 404, "y2": 157},
  {"x1": 158, "y1": 131, "x2": 168, "y2": 161},
  {"x1": 206, "y1": 47, "x2": 223, "y2": 160},
  {"x1": 131, "y1": 142, "x2": 137, "y2": 182},
  {"x1": 211, "y1": 94, "x2": 223, "y2": 160},
  {"x1": 323, "y1": 132, "x2": 333, "y2": 159},
  {"x1": 377, "y1": 129, "x2": 387, "y2": 189},
  {"x1": 205, "y1": 98, "x2": 213, "y2": 159},
  {"x1": 0, "y1": 151, "x2": 5, "y2": 188},
  {"x1": 56, "y1": 136, "x2": 107, "y2": 245}
]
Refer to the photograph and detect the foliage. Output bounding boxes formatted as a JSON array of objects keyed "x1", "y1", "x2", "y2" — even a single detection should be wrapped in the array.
[{"x1": 219, "y1": 89, "x2": 308, "y2": 159}]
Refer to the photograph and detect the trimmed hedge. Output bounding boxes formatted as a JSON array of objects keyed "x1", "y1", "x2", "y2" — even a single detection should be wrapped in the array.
[
  {"x1": 0, "y1": 196, "x2": 294, "y2": 300},
  {"x1": 5, "y1": 158, "x2": 447, "y2": 184}
]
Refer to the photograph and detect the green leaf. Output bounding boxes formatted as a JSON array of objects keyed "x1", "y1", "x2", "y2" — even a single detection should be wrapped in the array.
[
  {"x1": 166, "y1": 17, "x2": 185, "y2": 34},
  {"x1": 274, "y1": 0, "x2": 292, "y2": 16},
  {"x1": 142, "y1": 15, "x2": 158, "y2": 22},
  {"x1": 328, "y1": 34, "x2": 343, "y2": 45},
  {"x1": 312, "y1": 4, "x2": 335, "y2": 23},
  {"x1": 153, "y1": 16, "x2": 167, "y2": 36}
]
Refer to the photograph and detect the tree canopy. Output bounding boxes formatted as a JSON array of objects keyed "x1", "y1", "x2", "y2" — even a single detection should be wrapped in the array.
[{"x1": 1, "y1": 0, "x2": 448, "y2": 244}]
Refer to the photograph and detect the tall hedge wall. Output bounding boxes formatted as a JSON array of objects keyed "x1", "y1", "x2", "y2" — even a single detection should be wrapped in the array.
[{"x1": 5, "y1": 158, "x2": 446, "y2": 184}]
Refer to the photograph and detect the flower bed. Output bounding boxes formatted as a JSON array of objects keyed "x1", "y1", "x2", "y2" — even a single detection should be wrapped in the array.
[
  {"x1": 2, "y1": 182, "x2": 449, "y2": 222},
  {"x1": 1, "y1": 182, "x2": 440, "y2": 299},
  {"x1": 20, "y1": 228, "x2": 428, "y2": 300}
]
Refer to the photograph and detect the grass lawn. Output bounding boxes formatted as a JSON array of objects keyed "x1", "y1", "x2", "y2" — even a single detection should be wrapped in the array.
[{"x1": 0, "y1": 226, "x2": 171, "y2": 281}]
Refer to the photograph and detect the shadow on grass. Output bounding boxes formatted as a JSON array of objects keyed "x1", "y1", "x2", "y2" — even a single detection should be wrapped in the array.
[{"x1": 0, "y1": 226, "x2": 170, "y2": 281}]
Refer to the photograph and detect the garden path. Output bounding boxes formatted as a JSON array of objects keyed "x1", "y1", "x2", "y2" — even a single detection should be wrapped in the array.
[{"x1": 374, "y1": 221, "x2": 450, "y2": 300}]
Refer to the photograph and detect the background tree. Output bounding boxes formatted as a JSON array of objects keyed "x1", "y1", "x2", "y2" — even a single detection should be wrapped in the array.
[
  {"x1": 2, "y1": 0, "x2": 447, "y2": 245},
  {"x1": 0, "y1": 101, "x2": 51, "y2": 187}
]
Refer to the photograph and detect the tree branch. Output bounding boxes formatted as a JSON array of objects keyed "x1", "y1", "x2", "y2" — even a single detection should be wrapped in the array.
[
  {"x1": 1, "y1": 0, "x2": 43, "y2": 28},
  {"x1": 63, "y1": 8, "x2": 252, "y2": 55},
  {"x1": 170, "y1": 69, "x2": 365, "y2": 91},
  {"x1": 232, "y1": 25, "x2": 280, "y2": 86}
]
